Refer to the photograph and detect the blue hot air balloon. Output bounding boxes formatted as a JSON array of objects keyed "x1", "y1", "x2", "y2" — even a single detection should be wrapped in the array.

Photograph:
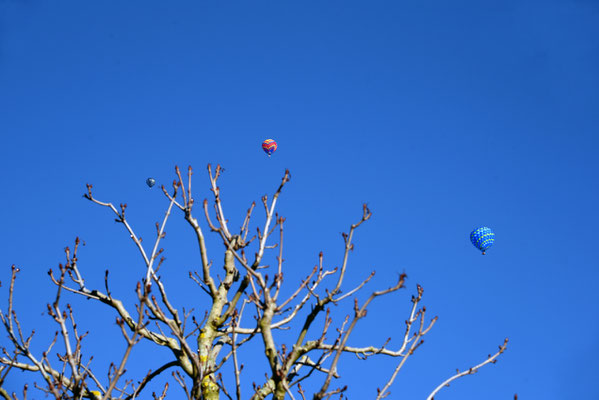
[
  {"x1": 470, "y1": 227, "x2": 495, "y2": 255},
  {"x1": 146, "y1": 178, "x2": 156, "y2": 188}
]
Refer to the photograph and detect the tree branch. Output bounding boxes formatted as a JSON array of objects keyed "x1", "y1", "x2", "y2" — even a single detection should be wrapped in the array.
[{"x1": 425, "y1": 338, "x2": 509, "y2": 400}]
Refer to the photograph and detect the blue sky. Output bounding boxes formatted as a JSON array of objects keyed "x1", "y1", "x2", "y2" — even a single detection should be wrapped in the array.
[{"x1": 1, "y1": 1, "x2": 598, "y2": 398}]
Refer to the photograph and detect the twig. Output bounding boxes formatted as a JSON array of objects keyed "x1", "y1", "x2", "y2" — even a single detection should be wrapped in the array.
[
  {"x1": 425, "y1": 338, "x2": 509, "y2": 400},
  {"x1": 128, "y1": 361, "x2": 178, "y2": 399}
]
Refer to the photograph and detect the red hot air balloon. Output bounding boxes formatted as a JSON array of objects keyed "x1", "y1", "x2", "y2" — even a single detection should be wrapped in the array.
[{"x1": 262, "y1": 139, "x2": 277, "y2": 156}]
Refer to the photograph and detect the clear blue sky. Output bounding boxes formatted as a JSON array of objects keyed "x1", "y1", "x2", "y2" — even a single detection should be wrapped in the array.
[{"x1": 1, "y1": 1, "x2": 598, "y2": 398}]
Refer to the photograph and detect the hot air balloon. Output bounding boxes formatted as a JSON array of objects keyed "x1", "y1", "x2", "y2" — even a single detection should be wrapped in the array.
[
  {"x1": 262, "y1": 139, "x2": 277, "y2": 156},
  {"x1": 146, "y1": 178, "x2": 156, "y2": 188},
  {"x1": 470, "y1": 226, "x2": 495, "y2": 255}
]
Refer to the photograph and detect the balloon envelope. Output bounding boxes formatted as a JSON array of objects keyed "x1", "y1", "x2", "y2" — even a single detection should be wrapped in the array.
[
  {"x1": 146, "y1": 178, "x2": 156, "y2": 188},
  {"x1": 262, "y1": 139, "x2": 277, "y2": 156},
  {"x1": 470, "y1": 227, "x2": 495, "y2": 254}
]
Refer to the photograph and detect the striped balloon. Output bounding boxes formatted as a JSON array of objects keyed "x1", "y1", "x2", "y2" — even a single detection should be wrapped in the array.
[
  {"x1": 262, "y1": 139, "x2": 278, "y2": 156},
  {"x1": 470, "y1": 227, "x2": 495, "y2": 255}
]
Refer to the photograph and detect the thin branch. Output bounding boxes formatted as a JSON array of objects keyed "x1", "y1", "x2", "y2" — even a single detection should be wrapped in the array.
[
  {"x1": 146, "y1": 187, "x2": 177, "y2": 284},
  {"x1": 84, "y1": 186, "x2": 151, "y2": 268},
  {"x1": 231, "y1": 309, "x2": 243, "y2": 400},
  {"x1": 128, "y1": 361, "x2": 178, "y2": 400},
  {"x1": 425, "y1": 338, "x2": 509, "y2": 400}
]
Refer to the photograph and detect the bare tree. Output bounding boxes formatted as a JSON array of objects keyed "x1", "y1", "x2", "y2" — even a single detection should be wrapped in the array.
[{"x1": 0, "y1": 165, "x2": 508, "y2": 399}]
